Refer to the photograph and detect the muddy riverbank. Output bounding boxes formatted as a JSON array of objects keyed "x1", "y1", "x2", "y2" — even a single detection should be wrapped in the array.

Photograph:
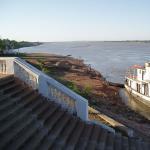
[{"x1": 23, "y1": 53, "x2": 150, "y2": 139}]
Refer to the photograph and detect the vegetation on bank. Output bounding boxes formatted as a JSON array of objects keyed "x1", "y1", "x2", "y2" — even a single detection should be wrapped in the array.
[
  {"x1": 32, "y1": 58, "x2": 92, "y2": 99},
  {"x1": 0, "y1": 38, "x2": 42, "y2": 53}
]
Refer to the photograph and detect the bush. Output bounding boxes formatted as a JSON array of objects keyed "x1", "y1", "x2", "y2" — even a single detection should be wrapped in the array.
[{"x1": 65, "y1": 81, "x2": 92, "y2": 99}]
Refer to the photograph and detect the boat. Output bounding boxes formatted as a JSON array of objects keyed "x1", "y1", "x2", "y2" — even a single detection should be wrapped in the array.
[{"x1": 125, "y1": 62, "x2": 150, "y2": 105}]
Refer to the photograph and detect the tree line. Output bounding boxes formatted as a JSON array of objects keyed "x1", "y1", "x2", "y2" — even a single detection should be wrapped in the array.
[{"x1": 0, "y1": 38, "x2": 41, "y2": 53}]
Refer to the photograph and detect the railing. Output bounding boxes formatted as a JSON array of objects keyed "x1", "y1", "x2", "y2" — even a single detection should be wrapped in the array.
[
  {"x1": 47, "y1": 83, "x2": 76, "y2": 114},
  {"x1": 0, "y1": 60, "x2": 6, "y2": 74},
  {"x1": 14, "y1": 59, "x2": 39, "y2": 89},
  {"x1": 0, "y1": 57, "x2": 88, "y2": 121}
]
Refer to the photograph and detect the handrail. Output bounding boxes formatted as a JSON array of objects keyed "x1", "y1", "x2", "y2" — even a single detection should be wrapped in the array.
[
  {"x1": 0, "y1": 57, "x2": 88, "y2": 121},
  {"x1": 15, "y1": 57, "x2": 88, "y2": 104}
]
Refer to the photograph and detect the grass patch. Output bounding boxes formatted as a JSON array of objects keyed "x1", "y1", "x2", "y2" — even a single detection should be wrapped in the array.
[{"x1": 64, "y1": 81, "x2": 92, "y2": 99}]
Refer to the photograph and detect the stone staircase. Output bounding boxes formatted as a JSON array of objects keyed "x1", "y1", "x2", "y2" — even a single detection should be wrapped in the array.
[{"x1": 0, "y1": 75, "x2": 149, "y2": 150}]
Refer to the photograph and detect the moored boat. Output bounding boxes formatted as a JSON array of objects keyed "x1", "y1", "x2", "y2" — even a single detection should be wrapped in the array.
[{"x1": 125, "y1": 62, "x2": 150, "y2": 105}]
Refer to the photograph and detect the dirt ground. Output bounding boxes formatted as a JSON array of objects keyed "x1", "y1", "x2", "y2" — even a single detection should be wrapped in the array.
[{"x1": 23, "y1": 53, "x2": 150, "y2": 139}]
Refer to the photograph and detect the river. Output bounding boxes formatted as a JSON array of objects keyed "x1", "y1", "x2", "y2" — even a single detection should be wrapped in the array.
[
  {"x1": 17, "y1": 41, "x2": 150, "y2": 119},
  {"x1": 17, "y1": 41, "x2": 150, "y2": 84}
]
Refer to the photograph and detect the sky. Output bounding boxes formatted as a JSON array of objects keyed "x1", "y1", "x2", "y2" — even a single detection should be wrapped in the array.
[{"x1": 0, "y1": 0, "x2": 150, "y2": 42}]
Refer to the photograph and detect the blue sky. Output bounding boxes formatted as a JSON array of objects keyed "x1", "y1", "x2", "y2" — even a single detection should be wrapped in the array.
[{"x1": 0, "y1": 0, "x2": 150, "y2": 42}]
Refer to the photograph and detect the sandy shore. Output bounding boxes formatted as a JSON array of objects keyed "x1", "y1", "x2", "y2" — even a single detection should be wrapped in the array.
[{"x1": 22, "y1": 53, "x2": 150, "y2": 139}]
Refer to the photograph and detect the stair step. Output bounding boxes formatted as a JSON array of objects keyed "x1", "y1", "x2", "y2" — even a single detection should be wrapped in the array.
[
  {"x1": 129, "y1": 138, "x2": 138, "y2": 150},
  {"x1": 4, "y1": 120, "x2": 42, "y2": 150},
  {"x1": 41, "y1": 112, "x2": 72, "y2": 150},
  {"x1": 134, "y1": 139, "x2": 143, "y2": 150},
  {"x1": 114, "y1": 133, "x2": 122, "y2": 150},
  {"x1": 48, "y1": 112, "x2": 71, "y2": 147},
  {"x1": 121, "y1": 136, "x2": 129, "y2": 150},
  {"x1": 0, "y1": 102, "x2": 25, "y2": 121},
  {"x1": 3, "y1": 86, "x2": 26, "y2": 98},
  {"x1": 105, "y1": 132, "x2": 115, "y2": 150},
  {"x1": 0, "y1": 87, "x2": 33, "y2": 103},
  {"x1": 26, "y1": 97, "x2": 44, "y2": 112},
  {"x1": 0, "y1": 94, "x2": 9, "y2": 102},
  {"x1": 52, "y1": 117, "x2": 78, "y2": 149},
  {"x1": 9, "y1": 86, "x2": 26, "y2": 97},
  {"x1": 96, "y1": 129, "x2": 108, "y2": 150},
  {"x1": 0, "y1": 82, "x2": 20, "y2": 94},
  {"x1": 86, "y1": 125, "x2": 102, "y2": 150},
  {"x1": 0, "y1": 91, "x2": 30, "y2": 111},
  {"x1": 0, "y1": 75, "x2": 14, "y2": 87},
  {"x1": 65, "y1": 121, "x2": 85, "y2": 150},
  {"x1": 21, "y1": 128, "x2": 48, "y2": 150},
  {"x1": 33, "y1": 101, "x2": 50, "y2": 116},
  {"x1": 10, "y1": 86, "x2": 29, "y2": 98},
  {"x1": 18, "y1": 92, "x2": 40, "y2": 108},
  {"x1": 0, "y1": 93, "x2": 39, "y2": 121},
  {"x1": 20, "y1": 103, "x2": 60, "y2": 150},
  {"x1": 0, "y1": 109, "x2": 30, "y2": 134},
  {"x1": 142, "y1": 141, "x2": 150, "y2": 150},
  {"x1": 75, "y1": 124, "x2": 93, "y2": 150},
  {"x1": 45, "y1": 109, "x2": 65, "y2": 131},
  {"x1": 0, "y1": 114, "x2": 36, "y2": 149},
  {"x1": 38, "y1": 102, "x2": 60, "y2": 123},
  {"x1": 0, "y1": 75, "x2": 148, "y2": 150},
  {"x1": 37, "y1": 110, "x2": 66, "y2": 150}
]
